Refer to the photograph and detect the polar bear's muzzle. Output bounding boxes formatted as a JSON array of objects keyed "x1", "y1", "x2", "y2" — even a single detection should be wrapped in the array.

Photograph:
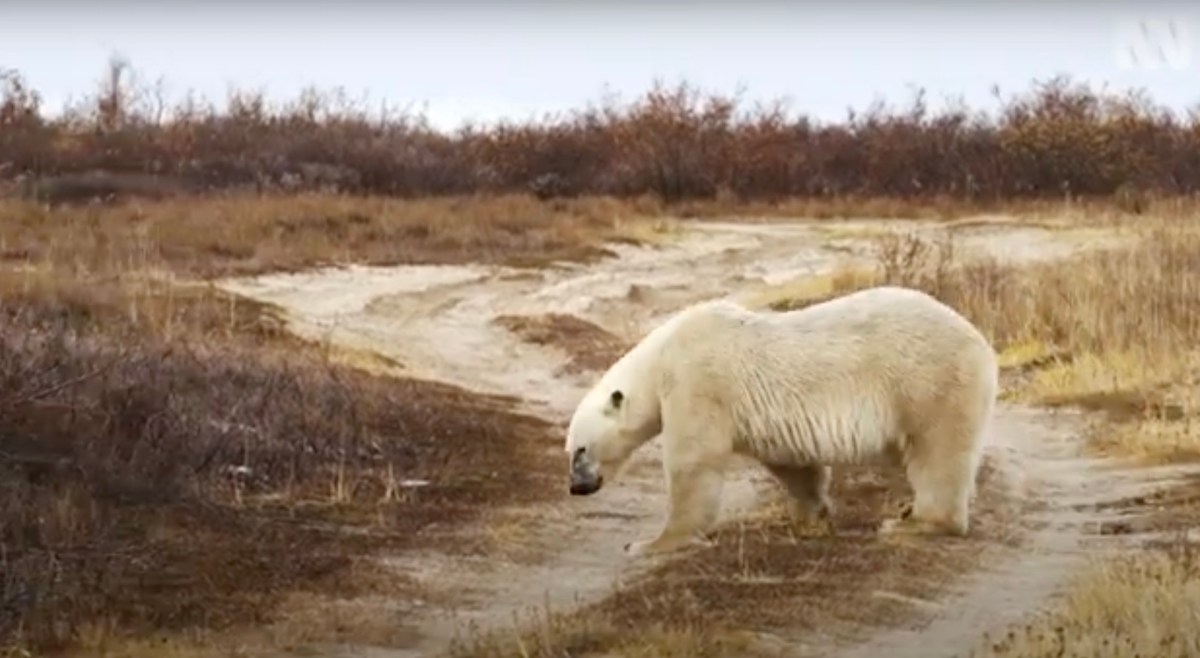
[{"x1": 569, "y1": 447, "x2": 604, "y2": 496}]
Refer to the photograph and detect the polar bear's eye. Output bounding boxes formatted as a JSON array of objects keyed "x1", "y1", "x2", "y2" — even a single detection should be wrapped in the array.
[{"x1": 610, "y1": 390, "x2": 624, "y2": 409}]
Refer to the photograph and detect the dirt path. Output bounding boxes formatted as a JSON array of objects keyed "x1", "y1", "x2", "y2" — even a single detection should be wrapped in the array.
[
  {"x1": 216, "y1": 216, "x2": 1161, "y2": 657},
  {"x1": 824, "y1": 409, "x2": 1200, "y2": 658}
]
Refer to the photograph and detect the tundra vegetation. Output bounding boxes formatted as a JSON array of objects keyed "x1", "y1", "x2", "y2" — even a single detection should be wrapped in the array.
[{"x1": 2, "y1": 58, "x2": 1199, "y2": 657}]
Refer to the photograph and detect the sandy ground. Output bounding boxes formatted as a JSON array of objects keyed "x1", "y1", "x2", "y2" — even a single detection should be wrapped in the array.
[{"x1": 217, "y1": 216, "x2": 1186, "y2": 658}]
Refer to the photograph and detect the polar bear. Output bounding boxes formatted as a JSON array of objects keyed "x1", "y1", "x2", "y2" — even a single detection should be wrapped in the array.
[{"x1": 564, "y1": 286, "x2": 998, "y2": 557}]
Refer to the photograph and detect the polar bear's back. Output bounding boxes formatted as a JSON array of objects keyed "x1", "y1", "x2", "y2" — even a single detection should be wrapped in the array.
[{"x1": 657, "y1": 287, "x2": 998, "y2": 464}]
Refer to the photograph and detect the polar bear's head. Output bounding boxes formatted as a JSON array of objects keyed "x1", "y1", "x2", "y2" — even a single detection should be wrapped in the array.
[
  {"x1": 565, "y1": 381, "x2": 661, "y2": 496},
  {"x1": 564, "y1": 312, "x2": 682, "y2": 496}
]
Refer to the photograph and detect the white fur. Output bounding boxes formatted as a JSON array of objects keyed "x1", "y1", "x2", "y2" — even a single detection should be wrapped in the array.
[{"x1": 565, "y1": 286, "x2": 999, "y2": 556}]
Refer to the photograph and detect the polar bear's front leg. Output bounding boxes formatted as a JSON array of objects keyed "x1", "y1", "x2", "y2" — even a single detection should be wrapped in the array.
[{"x1": 624, "y1": 462, "x2": 724, "y2": 557}]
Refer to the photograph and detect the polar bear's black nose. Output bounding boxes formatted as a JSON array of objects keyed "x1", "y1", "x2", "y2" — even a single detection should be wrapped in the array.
[
  {"x1": 569, "y1": 474, "x2": 603, "y2": 496},
  {"x1": 569, "y1": 447, "x2": 602, "y2": 495}
]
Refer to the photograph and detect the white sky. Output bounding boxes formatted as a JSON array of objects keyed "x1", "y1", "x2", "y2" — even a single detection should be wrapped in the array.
[{"x1": 2, "y1": 2, "x2": 1199, "y2": 131}]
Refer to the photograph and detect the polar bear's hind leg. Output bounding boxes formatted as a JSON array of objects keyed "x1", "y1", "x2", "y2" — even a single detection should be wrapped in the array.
[
  {"x1": 881, "y1": 413, "x2": 984, "y2": 538},
  {"x1": 765, "y1": 463, "x2": 835, "y2": 530}
]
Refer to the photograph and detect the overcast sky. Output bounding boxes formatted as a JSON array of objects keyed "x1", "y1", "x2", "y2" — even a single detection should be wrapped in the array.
[{"x1": 3, "y1": 2, "x2": 1199, "y2": 130}]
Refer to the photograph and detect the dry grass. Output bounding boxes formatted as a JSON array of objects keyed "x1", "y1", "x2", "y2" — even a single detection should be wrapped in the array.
[
  {"x1": 0, "y1": 164, "x2": 674, "y2": 656},
  {"x1": 735, "y1": 266, "x2": 877, "y2": 312},
  {"x1": 0, "y1": 193, "x2": 669, "y2": 278},
  {"x1": 5, "y1": 182, "x2": 1188, "y2": 291},
  {"x1": 752, "y1": 219, "x2": 1200, "y2": 458},
  {"x1": 492, "y1": 314, "x2": 629, "y2": 376},
  {"x1": 0, "y1": 266, "x2": 562, "y2": 655},
  {"x1": 7, "y1": 206, "x2": 1199, "y2": 657},
  {"x1": 454, "y1": 452, "x2": 1022, "y2": 658},
  {"x1": 967, "y1": 526, "x2": 1200, "y2": 658},
  {"x1": 955, "y1": 377, "x2": 1200, "y2": 658}
]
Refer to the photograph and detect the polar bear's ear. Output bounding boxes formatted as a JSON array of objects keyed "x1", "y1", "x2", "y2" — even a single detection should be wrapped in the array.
[{"x1": 609, "y1": 389, "x2": 624, "y2": 410}]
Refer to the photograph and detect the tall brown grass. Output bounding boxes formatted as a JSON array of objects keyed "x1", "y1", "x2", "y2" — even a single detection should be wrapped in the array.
[
  {"x1": 969, "y1": 533, "x2": 1200, "y2": 658},
  {"x1": 4, "y1": 59, "x2": 1200, "y2": 204},
  {"x1": 758, "y1": 222, "x2": 1200, "y2": 451}
]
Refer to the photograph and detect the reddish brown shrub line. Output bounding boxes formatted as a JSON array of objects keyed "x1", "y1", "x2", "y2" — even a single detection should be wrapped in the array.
[{"x1": 3, "y1": 60, "x2": 1198, "y2": 204}]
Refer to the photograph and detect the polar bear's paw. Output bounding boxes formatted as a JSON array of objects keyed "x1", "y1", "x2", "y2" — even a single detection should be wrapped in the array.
[
  {"x1": 878, "y1": 511, "x2": 967, "y2": 539},
  {"x1": 623, "y1": 534, "x2": 714, "y2": 557},
  {"x1": 791, "y1": 515, "x2": 838, "y2": 539},
  {"x1": 785, "y1": 498, "x2": 838, "y2": 538}
]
